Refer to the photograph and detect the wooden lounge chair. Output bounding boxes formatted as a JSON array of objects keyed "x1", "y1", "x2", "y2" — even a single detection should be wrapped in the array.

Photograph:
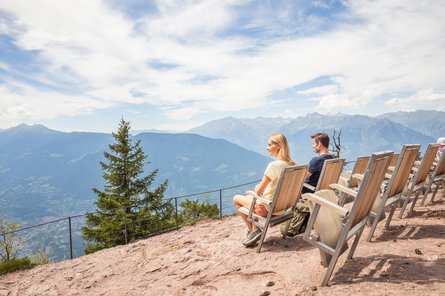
[
  {"x1": 384, "y1": 153, "x2": 400, "y2": 179},
  {"x1": 303, "y1": 158, "x2": 346, "y2": 192},
  {"x1": 339, "y1": 155, "x2": 370, "y2": 189},
  {"x1": 302, "y1": 151, "x2": 393, "y2": 286},
  {"x1": 419, "y1": 149, "x2": 445, "y2": 205},
  {"x1": 337, "y1": 156, "x2": 369, "y2": 205},
  {"x1": 398, "y1": 143, "x2": 440, "y2": 217},
  {"x1": 365, "y1": 144, "x2": 421, "y2": 242},
  {"x1": 238, "y1": 164, "x2": 309, "y2": 253}
]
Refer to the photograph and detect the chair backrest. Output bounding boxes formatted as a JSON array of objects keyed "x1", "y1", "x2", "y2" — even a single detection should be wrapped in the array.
[
  {"x1": 316, "y1": 158, "x2": 346, "y2": 191},
  {"x1": 386, "y1": 145, "x2": 421, "y2": 198},
  {"x1": 350, "y1": 151, "x2": 393, "y2": 227},
  {"x1": 413, "y1": 143, "x2": 440, "y2": 186},
  {"x1": 389, "y1": 153, "x2": 399, "y2": 167},
  {"x1": 348, "y1": 156, "x2": 370, "y2": 187},
  {"x1": 434, "y1": 151, "x2": 445, "y2": 177},
  {"x1": 271, "y1": 164, "x2": 309, "y2": 214}
]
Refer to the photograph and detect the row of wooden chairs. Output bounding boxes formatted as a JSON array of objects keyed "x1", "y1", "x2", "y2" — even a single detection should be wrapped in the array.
[{"x1": 237, "y1": 143, "x2": 444, "y2": 287}]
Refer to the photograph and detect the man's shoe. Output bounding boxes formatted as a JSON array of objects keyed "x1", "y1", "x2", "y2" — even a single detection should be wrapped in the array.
[{"x1": 244, "y1": 229, "x2": 262, "y2": 247}]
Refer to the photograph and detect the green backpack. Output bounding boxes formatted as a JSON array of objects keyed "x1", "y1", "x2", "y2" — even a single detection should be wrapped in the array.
[{"x1": 280, "y1": 201, "x2": 310, "y2": 236}]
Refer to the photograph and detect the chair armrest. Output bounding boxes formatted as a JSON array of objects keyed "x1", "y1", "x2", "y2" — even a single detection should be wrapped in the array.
[
  {"x1": 329, "y1": 183, "x2": 358, "y2": 198},
  {"x1": 352, "y1": 173, "x2": 364, "y2": 181},
  {"x1": 302, "y1": 193, "x2": 349, "y2": 217},
  {"x1": 245, "y1": 190, "x2": 272, "y2": 205},
  {"x1": 303, "y1": 183, "x2": 316, "y2": 192}
]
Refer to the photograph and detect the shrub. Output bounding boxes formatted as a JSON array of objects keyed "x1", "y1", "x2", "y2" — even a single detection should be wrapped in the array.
[
  {"x1": 28, "y1": 245, "x2": 52, "y2": 265},
  {"x1": 0, "y1": 257, "x2": 34, "y2": 275}
]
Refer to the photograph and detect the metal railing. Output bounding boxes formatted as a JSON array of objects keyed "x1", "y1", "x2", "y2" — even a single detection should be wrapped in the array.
[
  {"x1": 2, "y1": 179, "x2": 260, "y2": 262},
  {"x1": 3, "y1": 159, "x2": 358, "y2": 262}
]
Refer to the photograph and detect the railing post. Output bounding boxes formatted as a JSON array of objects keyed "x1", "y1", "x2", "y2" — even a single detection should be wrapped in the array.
[
  {"x1": 68, "y1": 217, "x2": 73, "y2": 259},
  {"x1": 219, "y1": 189, "x2": 223, "y2": 219},
  {"x1": 2, "y1": 233, "x2": 9, "y2": 261},
  {"x1": 124, "y1": 207, "x2": 128, "y2": 244},
  {"x1": 175, "y1": 197, "x2": 179, "y2": 230}
]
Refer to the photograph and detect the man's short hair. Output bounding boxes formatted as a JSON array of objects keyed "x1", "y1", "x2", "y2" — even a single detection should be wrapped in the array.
[{"x1": 311, "y1": 132, "x2": 330, "y2": 148}]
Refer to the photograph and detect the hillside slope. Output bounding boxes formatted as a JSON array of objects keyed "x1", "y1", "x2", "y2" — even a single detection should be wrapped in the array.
[{"x1": 1, "y1": 192, "x2": 444, "y2": 296}]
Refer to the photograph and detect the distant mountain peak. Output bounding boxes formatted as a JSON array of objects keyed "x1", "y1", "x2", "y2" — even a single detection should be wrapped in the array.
[{"x1": 1, "y1": 123, "x2": 61, "y2": 135}]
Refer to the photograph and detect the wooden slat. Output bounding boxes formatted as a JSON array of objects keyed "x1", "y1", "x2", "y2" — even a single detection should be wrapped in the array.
[{"x1": 352, "y1": 152, "x2": 393, "y2": 227}]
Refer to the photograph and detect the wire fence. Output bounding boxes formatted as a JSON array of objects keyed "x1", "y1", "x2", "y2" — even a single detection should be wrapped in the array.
[
  {"x1": 2, "y1": 179, "x2": 260, "y2": 263},
  {"x1": 2, "y1": 160, "x2": 359, "y2": 263}
]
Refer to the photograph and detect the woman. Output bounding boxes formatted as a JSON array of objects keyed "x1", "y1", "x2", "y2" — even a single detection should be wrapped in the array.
[{"x1": 233, "y1": 133, "x2": 295, "y2": 247}]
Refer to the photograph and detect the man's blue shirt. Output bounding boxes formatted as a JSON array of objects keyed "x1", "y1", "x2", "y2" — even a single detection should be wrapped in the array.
[{"x1": 305, "y1": 154, "x2": 334, "y2": 187}]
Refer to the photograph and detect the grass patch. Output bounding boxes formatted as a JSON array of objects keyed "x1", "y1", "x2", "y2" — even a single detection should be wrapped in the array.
[
  {"x1": 0, "y1": 257, "x2": 35, "y2": 275},
  {"x1": 28, "y1": 246, "x2": 52, "y2": 265}
]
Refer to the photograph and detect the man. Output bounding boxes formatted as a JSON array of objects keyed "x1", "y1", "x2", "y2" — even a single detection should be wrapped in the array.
[
  {"x1": 281, "y1": 132, "x2": 334, "y2": 236},
  {"x1": 302, "y1": 132, "x2": 334, "y2": 193}
]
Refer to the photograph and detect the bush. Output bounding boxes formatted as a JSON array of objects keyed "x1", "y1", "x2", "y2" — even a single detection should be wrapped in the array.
[
  {"x1": 0, "y1": 257, "x2": 34, "y2": 275},
  {"x1": 28, "y1": 245, "x2": 52, "y2": 265},
  {"x1": 178, "y1": 197, "x2": 219, "y2": 225}
]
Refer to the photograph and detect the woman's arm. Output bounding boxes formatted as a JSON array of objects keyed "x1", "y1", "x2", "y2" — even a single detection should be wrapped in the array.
[{"x1": 254, "y1": 174, "x2": 271, "y2": 195}]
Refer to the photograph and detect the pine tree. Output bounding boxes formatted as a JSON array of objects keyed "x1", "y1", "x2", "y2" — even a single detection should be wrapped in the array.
[{"x1": 82, "y1": 119, "x2": 174, "y2": 254}]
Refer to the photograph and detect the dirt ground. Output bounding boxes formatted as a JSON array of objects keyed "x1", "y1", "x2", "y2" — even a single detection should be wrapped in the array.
[{"x1": 1, "y1": 190, "x2": 445, "y2": 296}]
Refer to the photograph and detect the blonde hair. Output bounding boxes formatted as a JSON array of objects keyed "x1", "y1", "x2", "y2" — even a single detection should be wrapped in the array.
[{"x1": 269, "y1": 133, "x2": 295, "y2": 165}]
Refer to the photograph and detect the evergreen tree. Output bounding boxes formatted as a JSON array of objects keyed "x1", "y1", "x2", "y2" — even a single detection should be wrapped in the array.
[{"x1": 82, "y1": 119, "x2": 174, "y2": 254}]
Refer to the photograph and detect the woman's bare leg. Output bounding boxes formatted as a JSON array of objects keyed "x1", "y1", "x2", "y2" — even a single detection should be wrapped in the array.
[{"x1": 233, "y1": 194, "x2": 258, "y2": 230}]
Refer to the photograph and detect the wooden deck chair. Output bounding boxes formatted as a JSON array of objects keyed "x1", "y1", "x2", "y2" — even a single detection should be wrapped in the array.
[
  {"x1": 384, "y1": 153, "x2": 400, "y2": 179},
  {"x1": 303, "y1": 158, "x2": 346, "y2": 192},
  {"x1": 238, "y1": 164, "x2": 309, "y2": 253},
  {"x1": 398, "y1": 143, "x2": 440, "y2": 217},
  {"x1": 339, "y1": 155, "x2": 370, "y2": 188},
  {"x1": 365, "y1": 144, "x2": 421, "y2": 242},
  {"x1": 302, "y1": 151, "x2": 393, "y2": 287},
  {"x1": 419, "y1": 150, "x2": 445, "y2": 205}
]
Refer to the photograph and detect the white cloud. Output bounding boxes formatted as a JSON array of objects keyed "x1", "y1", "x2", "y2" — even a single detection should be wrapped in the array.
[
  {"x1": 0, "y1": 79, "x2": 113, "y2": 127},
  {"x1": 0, "y1": 0, "x2": 445, "y2": 128},
  {"x1": 386, "y1": 89, "x2": 445, "y2": 106},
  {"x1": 297, "y1": 85, "x2": 339, "y2": 96}
]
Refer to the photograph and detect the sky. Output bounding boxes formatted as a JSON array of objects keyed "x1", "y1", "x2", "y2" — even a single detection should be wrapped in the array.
[{"x1": 0, "y1": 0, "x2": 445, "y2": 133}]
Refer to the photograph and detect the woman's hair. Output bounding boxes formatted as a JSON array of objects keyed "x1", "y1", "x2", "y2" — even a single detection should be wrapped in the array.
[{"x1": 269, "y1": 133, "x2": 295, "y2": 165}]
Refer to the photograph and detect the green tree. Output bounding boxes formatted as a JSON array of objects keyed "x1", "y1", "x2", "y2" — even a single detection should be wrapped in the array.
[
  {"x1": 82, "y1": 119, "x2": 174, "y2": 254},
  {"x1": 178, "y1": 196, "x2": 219, "y2": 225},
  {"x1": 0, "y1": 215, "x2": 26, "y2": 262}
]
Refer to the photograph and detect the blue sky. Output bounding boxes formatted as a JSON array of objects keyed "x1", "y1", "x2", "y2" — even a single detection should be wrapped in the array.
[{"x1": 1, "y1": 0, "x2": 444, "y2": 132}]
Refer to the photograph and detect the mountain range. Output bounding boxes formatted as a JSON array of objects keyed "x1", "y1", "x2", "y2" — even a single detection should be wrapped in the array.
[
  {"x1": 0, "y1": 124, "x2": 269, "y2": 225},
  {"x1": 1, "y1": 109, "x2": 443, "y2": 227},
  {"x1": 189, "y1": 110, "x2": 440, "y2": 164}
]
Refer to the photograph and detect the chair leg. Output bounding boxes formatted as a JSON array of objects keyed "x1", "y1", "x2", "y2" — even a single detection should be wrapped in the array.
[
  {"x1": 398, "y1": 195, "x2": 410, "y2": 219},
  {"x1": 385, "y1": 204, "x2": 397, "y2": 229},
  {"x1": 282, "y1": 219, "x2": 291, "y2": 239},
  {"x1": 420, "y1": 183, "x2": 432, "y2": 206},
  {"x1": 366, "y1": 203, "x2": 385, "y2": 242},
  {"x1": 409, "y1": 191, "x2": 421, "y2": 212},
  {"x1": 429, "y1": 183, "x2": 440, "y2": 204},
  {"x1": 256, "y1": 225, "x2": 269, "y2": 253},
  {"x1": 321, "y1": 252, "x2": 341, "y2": 287},
  {"x1": 347, "y1": 227, "x2": 365, "y2": 260}
]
